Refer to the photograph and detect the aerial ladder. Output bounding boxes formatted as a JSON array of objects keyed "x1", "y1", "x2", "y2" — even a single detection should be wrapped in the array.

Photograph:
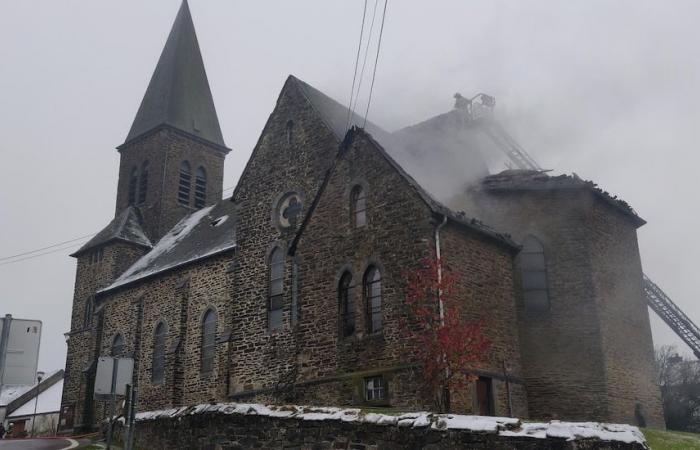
[{"x1": 457, "y1": 92, "x2": 700, "y2": 358}]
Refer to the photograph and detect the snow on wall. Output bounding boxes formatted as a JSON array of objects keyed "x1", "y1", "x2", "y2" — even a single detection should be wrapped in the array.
[{"x1": 133, "y1": 402, "x2": 647, "y2": 445}]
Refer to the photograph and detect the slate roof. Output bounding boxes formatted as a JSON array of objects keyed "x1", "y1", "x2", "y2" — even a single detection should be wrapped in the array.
[
  {"x1": 100, "y1": 200, "x2": 237, "y2": 294},
  {"x1": 123, "y1": 0, "x2": 226, "y2": 150},
  {"x1": 71, "y1": 206, "x2": 152, "y2": 257},
  {"x1": 479, "y1": 170, "x2": 646, "y2": 227}
]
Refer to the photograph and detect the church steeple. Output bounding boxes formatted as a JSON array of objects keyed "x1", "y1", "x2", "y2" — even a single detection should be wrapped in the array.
[
  {"x1": 124, "y1": 0, "x2": 226, "y2": 148},
  {"x1": 114, "y1": 0, "x2": 228, "y2": 242}
]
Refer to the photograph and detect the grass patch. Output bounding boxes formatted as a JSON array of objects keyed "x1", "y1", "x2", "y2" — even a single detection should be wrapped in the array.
[{"x1": 643, "y1": 428, "x2": 700, "y2": 450}]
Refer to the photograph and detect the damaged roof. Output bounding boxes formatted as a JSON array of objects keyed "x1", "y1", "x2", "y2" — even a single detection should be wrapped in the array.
[
  {"x1": 72, "y1": 206, "x2": 152, "y2": 257},
  {"x1": 290, "y1": 76, "x2": 518, "y2": 250},
  {"x1": 479, "y1": 170, "x2": 645, "y2": 227},
  {"x1": 99, "y1": 200, "x2": 237, "y2": 294}
]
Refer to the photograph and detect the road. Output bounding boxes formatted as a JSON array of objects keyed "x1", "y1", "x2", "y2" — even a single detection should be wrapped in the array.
[{"x1": 0, "y1": 439, "x2": 84, "y2": 450}]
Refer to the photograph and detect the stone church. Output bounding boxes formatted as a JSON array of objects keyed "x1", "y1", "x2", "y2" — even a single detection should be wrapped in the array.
[{"x1": 59, "y1": 1, "x2": 663, "y2": 432}]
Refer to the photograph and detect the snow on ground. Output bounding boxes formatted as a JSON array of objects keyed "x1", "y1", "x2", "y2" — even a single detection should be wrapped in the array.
[{"x1": 133, "y1": 402, "x2": 646, "y2": 445}]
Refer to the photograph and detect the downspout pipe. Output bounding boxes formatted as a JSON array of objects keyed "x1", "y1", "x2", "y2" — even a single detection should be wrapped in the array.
[{"x1": 434, "y1": 215, "x2": 448, "y2": 326}]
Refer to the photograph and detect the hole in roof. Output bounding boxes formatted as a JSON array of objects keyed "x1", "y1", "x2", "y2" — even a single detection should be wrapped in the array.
[{"x1": 211, "y1": 215, "x2": 228, "y2": 227}]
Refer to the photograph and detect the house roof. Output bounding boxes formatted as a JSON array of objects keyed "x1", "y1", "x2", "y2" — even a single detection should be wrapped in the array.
[
  {"x1": 2, "y1": 370, "x2": 63, "y2": 412},
  {"x1": 478, "y1": 170, "x2": 646, "y2": 227},
  {"x1": 8, "y1": 379, "x2": 63, "y2": 418},
  {"x1": 99, "y1": 200, "x2": 237, "y2": 294},
  {"x1": 122, "y1": 0, "x2": 226, "y2": 150},
  {"x1": 71, "y1": 206, "x2": 152, "y2": 257}
]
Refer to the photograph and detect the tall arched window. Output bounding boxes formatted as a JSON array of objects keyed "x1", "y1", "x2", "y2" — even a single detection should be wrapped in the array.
[
  {"x1": 152, "y1": 321, "x2": 166, "y2": 384},
  {"x1": 351, "y1": 185, "x2": 367, "y2": 227},
  {"x1": 128, "y1": 167, "x2": 139, "y2": 205},
  {"x1": 194, "y1": 167, "x2": 207, "y2": 208},
  {"x1": 364, "y1": 266, "x2": 382, "y2": 333},
  {"x1": 84, "y1": 297, "x2": 94, "y2": 329},
  {"x1": 520, "y1": 236, "x2": 549, "y2": 311},
  {"x1": 138, "y1": 160, "x2": 149, "y2": 204},
  {"x1": 178, "y1": 161, "x2": 192, "y2": 206},
  {"x1": 339, "y1": 272, "x2": 355, "y2": 337},
  {"x1": 269, "y1": 247, "x2": 284, "y2": 331},
  {"x1": 111, "y1": 333, "x2": 125, "y2": 357},
  {"x1": 201, "y1": 308, "x2": 217, "y2": 374}
]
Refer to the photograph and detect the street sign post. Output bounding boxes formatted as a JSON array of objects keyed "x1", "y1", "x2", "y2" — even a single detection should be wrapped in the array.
[{"x1": 94, "y1": 357, "x2": 133, "y2": 449}]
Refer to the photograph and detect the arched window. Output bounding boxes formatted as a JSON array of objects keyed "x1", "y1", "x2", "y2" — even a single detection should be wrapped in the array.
[
  {"x1": 339, "y1": 272, "x2": 355, "y2": 337},
  {"x1": 152, "y1": 321, "x2": 166, "y2": 384},
  {"x1": 520, "y1": 236, "x2": 549, "y2": 311},
  {"x1": 201, "y1": 308, "x2": 217, "y2": 374},
  {"x1": 286, "y1": 120, "x2": 294, "y2": 145},
  {"x1": 269, "y1": 247, "x2": 284, "y2": 330},
  {"x1": 178, "y1": 161, "x2": 192, "y2": 206},
  {"x1": 351, "y1": 185, "x2": 367, "y2": 227},
  {"x1": 194, "y1": 167, "x2": 207, "y2": 208},
  {"x1": 364, "y1": 266, "x2": 382, "y2": 333},
  {"x1": 84, "y1": 297, "x2": 94, "y2": 328},
  {"x1": 128, "y1": 167, "x2": 139, "y2": 205},
  {"x1": 138, "y1": 160, "x2": 149, "y2": 204},
  {"x1": 111, "y1": 333, "x2": 125, "y2": 357}
]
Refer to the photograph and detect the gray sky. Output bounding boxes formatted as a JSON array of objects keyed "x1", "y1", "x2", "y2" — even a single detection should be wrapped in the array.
[{"x1": 1, "y1": 0, "x2": 699, "y2": 373}]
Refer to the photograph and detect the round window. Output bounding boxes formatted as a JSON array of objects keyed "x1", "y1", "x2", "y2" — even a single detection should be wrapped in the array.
[{"x1": 277, "y1": 193, "x2": 303, "y2": 228}]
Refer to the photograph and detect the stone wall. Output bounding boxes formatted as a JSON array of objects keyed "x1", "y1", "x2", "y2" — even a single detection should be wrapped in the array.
[
  {"x1": 61, "y1": 242, "x2": 146, "y2": 430},
  {"x1": 464, "y1": 185, "x2": 664, "y2": 426},
  {"x1": 121, "y1": 403, "x2": 648, "y2": 450}
]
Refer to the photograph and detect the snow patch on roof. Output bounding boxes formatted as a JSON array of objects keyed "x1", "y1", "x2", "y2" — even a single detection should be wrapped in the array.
[
  {"x1": 133, "y1": 402, "x2": 647, "y2": 445},
  {"x1": 104, "y1": 205, "x2": 216, "y2": 291},
  {"x1": 8, "y1": 379, "x2": 63, "y2": 417},
  {"x1": 0, "y1": 385, "x2": 33, "y2": 407}
]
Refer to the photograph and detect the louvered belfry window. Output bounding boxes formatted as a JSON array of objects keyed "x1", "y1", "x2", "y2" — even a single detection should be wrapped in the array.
[
  {"x1": 138, "y1": 160, "x2": 149, "y2": 204},
  {"x1": 194, "y1": 166, "x2": 207, "y2": 208},
  {"x1": 178, "y1": 161, "x2": 192, "y2": 206},
  {"x1": 152, "y1": 321, "x2": 166, "y2": 384},
  {"x1": 339, "y1": 272, "x2": 355, "y2": 337},
  {"x1": 201, "y1": 309, "x2": 216, "y2": 374},
  {"x1": 269, "y1": 247, "x2": 284, "y2": 331},
  {"x1": 364, "y1": 266, "x2": 382, "y2": 333}
]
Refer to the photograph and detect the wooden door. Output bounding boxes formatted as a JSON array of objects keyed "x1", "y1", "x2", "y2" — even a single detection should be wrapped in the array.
[{"x1": 476, "y1": 377, "x2": 493, "y2": 416}]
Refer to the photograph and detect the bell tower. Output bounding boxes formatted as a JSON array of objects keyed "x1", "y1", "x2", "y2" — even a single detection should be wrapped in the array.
[{"x1": 115, "y1": 0, "x2": 230, "y2": 241}]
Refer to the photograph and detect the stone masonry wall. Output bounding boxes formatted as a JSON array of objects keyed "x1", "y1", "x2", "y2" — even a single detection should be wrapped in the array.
[
  {"x1": 465, "y1": 189, "x2": 612, "y2": 422},
  {"x1": 587, "y1": 200, "x2": 664, "y2": 427},
  {"x1": 440, "y1": 224, "x2": 528, "y2": 417},
  {"x1": 61, "y1": 242, "x2": 145, "y2": 430},
  {"x1": 123, "y1": 405, "x2": 647, "y2": 450}
]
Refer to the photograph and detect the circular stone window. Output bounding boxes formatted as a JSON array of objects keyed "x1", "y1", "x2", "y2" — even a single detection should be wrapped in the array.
[{"x1": 277, "y1": 192, "x2": 303, "y2": 229}]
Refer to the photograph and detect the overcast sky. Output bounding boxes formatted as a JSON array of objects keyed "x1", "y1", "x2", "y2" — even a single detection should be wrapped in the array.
[{"x1": 1, "y1": 0, "x2": 699, "y2": 373}]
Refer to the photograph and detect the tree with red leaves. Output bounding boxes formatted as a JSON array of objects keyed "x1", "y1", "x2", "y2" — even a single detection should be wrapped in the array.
[{"x1": 403, "y1": 256, "x2": 490, "y2": 412}]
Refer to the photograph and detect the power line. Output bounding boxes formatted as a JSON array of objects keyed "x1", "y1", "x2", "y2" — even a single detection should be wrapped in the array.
[
  {"x1": 0, "y1": 241, "x2": 88, "y2": 267},
  {"x1": 345, "y1": 0, "x2": 369, "y2": 132},
  {"x1": 350, "y1": 0, "x2": 380, "y2": 120},
  {"x1": 363, "y1": 0, "x2": 389, "y2": 128},
  {"x1": 0, "y1": 184, "x2": 237, "y2": 266},
  {"x1": 0, "y1": 233, "x2": 95, "y2": 262}
]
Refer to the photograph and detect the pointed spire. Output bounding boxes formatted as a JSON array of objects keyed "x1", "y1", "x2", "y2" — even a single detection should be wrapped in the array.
[{"x1": 124, "y1": 0, "x2": 226, "y2": 149}]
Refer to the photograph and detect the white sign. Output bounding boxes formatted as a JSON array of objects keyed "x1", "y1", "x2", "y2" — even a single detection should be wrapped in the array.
[
  {"x1": 94, "y1": 357, "x2": 133, "y2": 399},
  {"x1": 0, "y1": 317, "x2": 42, "y2": 385}
]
